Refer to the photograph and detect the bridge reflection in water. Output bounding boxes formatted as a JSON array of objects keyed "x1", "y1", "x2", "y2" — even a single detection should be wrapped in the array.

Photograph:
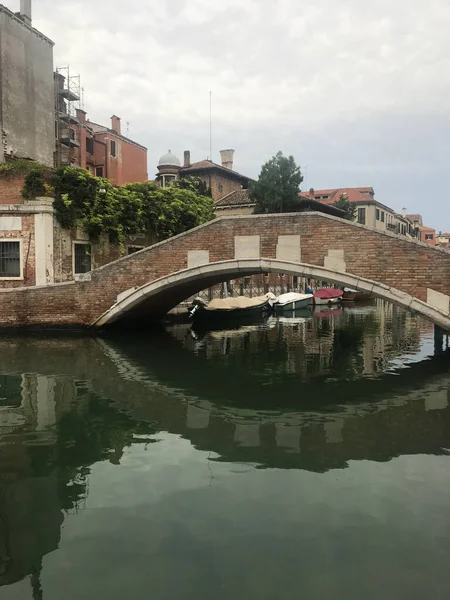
[{"x1": 0, "y1": 302, "x2": 450, "y2": 595}]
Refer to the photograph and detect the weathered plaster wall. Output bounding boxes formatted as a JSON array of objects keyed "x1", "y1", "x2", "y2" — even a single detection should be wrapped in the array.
[{"x1": 0, "y1": 7, "x2": 54, "y2": 165}]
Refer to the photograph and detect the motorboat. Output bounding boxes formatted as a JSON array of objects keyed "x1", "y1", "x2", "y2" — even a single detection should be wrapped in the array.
[
  {"x1": 313, "y1": 288, "x2": 344, "y2": 305},
  {"x1": 342, "y1": 287, "x2": 373, "y2": 302},
  {"x1": 188, "y1": 292, "x2": 276, "y2": 322},
  {"x1": 274, "y1": 292, "x2": 313, "y2": 312}
]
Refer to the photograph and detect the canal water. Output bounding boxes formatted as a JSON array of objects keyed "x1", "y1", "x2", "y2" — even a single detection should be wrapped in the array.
[{"x1": 1, "y1": 301, "x2": 450, "y2": 599}]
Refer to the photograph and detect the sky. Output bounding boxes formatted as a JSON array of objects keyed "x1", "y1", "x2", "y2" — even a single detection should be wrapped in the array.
[{"x1": 23, "y1": 0, "x2": 450, "y2": 229}]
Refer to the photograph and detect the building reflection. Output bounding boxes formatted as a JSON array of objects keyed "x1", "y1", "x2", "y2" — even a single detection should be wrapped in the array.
[
  {"x1": 0, "y1": 305, "x2": 445, "y2": 593},
  {"x1": 0, "y1": 371, "x2": 153, "y2": 594}
]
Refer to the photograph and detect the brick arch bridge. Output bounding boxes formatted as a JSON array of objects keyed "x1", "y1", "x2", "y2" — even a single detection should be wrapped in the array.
[{"x1": 2, "y1": 212, "x2": 450, "y2": 330}]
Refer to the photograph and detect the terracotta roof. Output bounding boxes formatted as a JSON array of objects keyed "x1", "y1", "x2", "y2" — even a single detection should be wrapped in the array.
[
  {"x1": 309, "y1": 187, "x2": 375, "y2": 204},
  {"x1": 215, "y1": 189, "x2": 254, "y2": 208},
  {"x1": 181, "y1": 160, "x2": 254, "y2": 182},
  {"x1": 405, "y1": 214, "x2": 423, "y2": 224}
]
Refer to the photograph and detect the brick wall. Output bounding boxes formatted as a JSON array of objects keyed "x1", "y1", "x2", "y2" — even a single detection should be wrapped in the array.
[
  {"x1": 2, "y1": 213, "x2": 450, "y2": 327},
  {"x1": 0, "y1": 177, "x2": 25, "y2": 204},
  {"x1": 198, "y1": 173, "x2": 243, "y2": 201}
]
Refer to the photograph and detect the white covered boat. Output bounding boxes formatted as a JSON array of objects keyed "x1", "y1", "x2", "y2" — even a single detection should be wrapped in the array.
[{"x1": 274, "y1": 292, "x2": 313, "y2": 312}]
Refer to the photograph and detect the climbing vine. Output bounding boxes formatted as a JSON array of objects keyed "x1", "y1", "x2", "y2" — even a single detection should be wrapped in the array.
[{"x1": 21, "y1": 166, "x2": 215, "y2": 247}]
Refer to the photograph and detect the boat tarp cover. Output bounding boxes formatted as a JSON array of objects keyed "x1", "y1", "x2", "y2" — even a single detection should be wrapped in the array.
[
  {"x1": 277, "y1": 293, "x2": 313, "y2": 304},
  {"x1": 344, "y1": 287, "x2": 358, "y2": 293},
  {"x1": 206, "y1": 295, "x2": 269, "y2": 311},
  {"x1": 314, "y1": 288, "x2": 344, "y2": 300}
]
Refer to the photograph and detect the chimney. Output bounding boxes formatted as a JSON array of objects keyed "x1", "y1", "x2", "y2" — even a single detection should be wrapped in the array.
[
  {"x1": 184, "y1": 150, "x2": 191, "y2": 167},
  {"x1": 402, "y1": 207, "x2": 407, "y2": 216},
  {"x1": 20, "y1": 0, "x2": 32, "y2": 25},
  {"x1": 309, "y1": 188, "x2": 315, "y2": 199},
  {"x1": 220, "y1": 149, "x2": 234, "y2": 170},
  {"x1": 111, "y1": 115, "x2": 121, "y2": 135},
  {"x1": 76, "y1": 108, "x2": 87, "y2": 123}
]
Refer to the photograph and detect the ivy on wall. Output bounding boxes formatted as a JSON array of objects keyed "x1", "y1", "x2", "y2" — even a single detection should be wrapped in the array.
[{"x1": 16, "y1": 165, "x2": 215, "y2": 248}]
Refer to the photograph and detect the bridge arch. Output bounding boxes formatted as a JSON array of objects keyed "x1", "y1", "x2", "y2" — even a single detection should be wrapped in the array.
[{"x1": 93, "y1": 258, "x2": 450, "y2": 329}]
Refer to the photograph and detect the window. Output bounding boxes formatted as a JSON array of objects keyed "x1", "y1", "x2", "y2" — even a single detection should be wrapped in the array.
[
  {"x1": 381, "y1": 211, "x2": 385, "y2": 223},
  {"x1": 162, "y1": 175, "x2": 175, "y2": 188},
  {"x1": 218, "y1": 182, "x2": 223, "y2": 194},
  {"x1": 425, "y1": 234, "x2": 434, "y2": 240},
  {"x1": 95, "y1": 167, "x2": 104, "y2": 177},
  {"x1": 0, "y1": 241, "x2": 20, "y2": 278},
  {"x1": 376, "y1": 208, "x2": 380, "y2": 221},
  {"x1": 86, "y1": 137, "x2": 94, "y2": 154},
  {"x1": 74, "y1": 243, "x2": 92, "y2": 274},
  {"x1": 110, "y1": 140, "x2": 116, "y2": 157},
  {"x1": 357, "y1": 207, "x2": 366, "y2": 225},
  {"x1": 127, "y1": 246, "x2": 144, "y2": 255}
]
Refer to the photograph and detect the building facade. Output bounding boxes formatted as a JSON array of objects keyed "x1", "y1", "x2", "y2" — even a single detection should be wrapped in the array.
[
  {"x1": 54, "y1": 73, "x2": 148, "y2": 185},
  {"x1": 0, "y1": 2, "x2": 55, "y2": 166},
  {"x1": 155, "y1": 149, "x2": 253, "y2": 201},
  {"x1": 312, "y1": 187, "x2": 419, "y2": 239},
  {"x1": 0, "y1": 175, "x2": 152, "y2": 288}
]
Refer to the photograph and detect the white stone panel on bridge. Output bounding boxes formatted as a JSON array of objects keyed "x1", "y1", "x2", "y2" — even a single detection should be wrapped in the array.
[
  {"x1": 324, "y1": 249, "x2": 346, "y2": 272},
  {"x1": 276, "y1": 235, "x2": 301, "y2": 263},
  {"x1": 187, "y1": 250, "x2": 210, "y2": 269},
  {"x1": 427, "y1": 289, "x2": 450, "y2": 315},
  {"x1": 0, "y1": 216, "x2": 22, "y2": 230},
  {"x1": 234, "y1": 236, "x2": 260, "y2": 259}
]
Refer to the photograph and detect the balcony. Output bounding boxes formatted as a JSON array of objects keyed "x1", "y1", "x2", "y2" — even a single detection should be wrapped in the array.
[
  {"x1": 58, "y1": 88, "x2": 80, "y2": 102},
  {"x1": 58, "y1": 111, "x2": 79, "y2": 125},
  {"x1": 59, "y1": 129, "x2": 80, "y2": 148}
]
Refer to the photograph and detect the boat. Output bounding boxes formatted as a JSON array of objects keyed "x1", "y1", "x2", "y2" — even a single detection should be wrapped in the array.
[
  {"x1": 274, "y1": 292, "x2": 313, "y2": 312},
  {"x1": 188, "y1": 292, "x2": 276, "y2": 322},
  {"x1": 342, "y1": 287, "x2": 373, "y2": 302},
  {"x1": 313, "y1": 288, "x2": 344, "y2": 305}
]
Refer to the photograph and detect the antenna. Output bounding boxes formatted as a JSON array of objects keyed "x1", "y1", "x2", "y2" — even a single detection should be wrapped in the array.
[{"x1": 209, "y1": 91, "x2": 212, "y2": 161}]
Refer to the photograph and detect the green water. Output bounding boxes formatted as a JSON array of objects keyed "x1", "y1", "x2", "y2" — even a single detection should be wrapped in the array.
[{"x1": 1, "y1": 301, "x2": 450, "y2": 599}]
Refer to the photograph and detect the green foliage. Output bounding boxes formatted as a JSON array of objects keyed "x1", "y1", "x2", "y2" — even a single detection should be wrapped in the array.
[
  {"x1": 18, "y1": 166, "x2": 217, "y2": 248},
  {"x1": 250, "y1": 151, "x2": 303, "y2": 213},
  {"x1": 126, "y1": 182, "x2": 215, "y2": 240},
  {"x1": 170, "y1": 175, "x2": 212, "y2": 197},
  {"x1": 22, "y1": 166, "x2": 54, "y2": 199},
  {"x1": 333, "y1": 193, "x2": 357, "y2": 221},
  {"x1": 0, "y1": 158, "x2": 44, "y2": 178}
]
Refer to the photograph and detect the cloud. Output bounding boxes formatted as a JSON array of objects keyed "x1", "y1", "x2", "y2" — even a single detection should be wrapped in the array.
[{"x1": 24, "y1": 0, "x2": 450, "y2": 228}]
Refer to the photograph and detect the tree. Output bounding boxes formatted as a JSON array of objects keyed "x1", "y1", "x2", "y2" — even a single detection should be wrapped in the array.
[
  {"x1": 125, "y1": 182, "x2": 215, "y2": 240},
  {"x1": 249, "y1": 152, "x2": 303, "y2": 214},
  {"x1": 333, "y1": 193, "x2": 357, "y2": 221},
  {"x1": 40, "y1": 166, "x2": 215, "y2": 249}
]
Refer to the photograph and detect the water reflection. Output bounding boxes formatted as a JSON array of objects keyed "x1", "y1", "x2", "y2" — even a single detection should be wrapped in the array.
[{"x1": 1, "y1": 302, "x2": 450, "y2": 597}]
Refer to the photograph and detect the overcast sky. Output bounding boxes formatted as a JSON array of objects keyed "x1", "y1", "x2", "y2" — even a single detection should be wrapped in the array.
[{"x1": 28, "y1": 0, "x2": 450, "y2": 229}]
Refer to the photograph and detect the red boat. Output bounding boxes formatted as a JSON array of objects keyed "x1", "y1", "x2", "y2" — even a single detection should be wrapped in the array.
[{"x1": 313, "y1": 288, "x2": 344, "y2": 305}]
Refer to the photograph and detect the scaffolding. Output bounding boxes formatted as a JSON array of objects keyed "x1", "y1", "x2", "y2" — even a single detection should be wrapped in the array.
[{"x1": 54, "y1": 66, "x2": 82, "y2": 167}]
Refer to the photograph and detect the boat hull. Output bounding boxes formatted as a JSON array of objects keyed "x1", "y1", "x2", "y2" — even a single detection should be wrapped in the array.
[
  {"x1": 189, "y1": 300, "x2": 272, "y2": 323},
  {"x1": 314, "y1": 297, "x2": 341, "y2": 305},
  {"x1": 275, "y1": 296, "x2": 313, "y2": 312}
]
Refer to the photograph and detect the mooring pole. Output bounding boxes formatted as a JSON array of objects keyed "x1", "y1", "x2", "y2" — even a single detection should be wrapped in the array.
[{"x1": 434, "y1": 325, "x2": 444, "y2": 355}]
